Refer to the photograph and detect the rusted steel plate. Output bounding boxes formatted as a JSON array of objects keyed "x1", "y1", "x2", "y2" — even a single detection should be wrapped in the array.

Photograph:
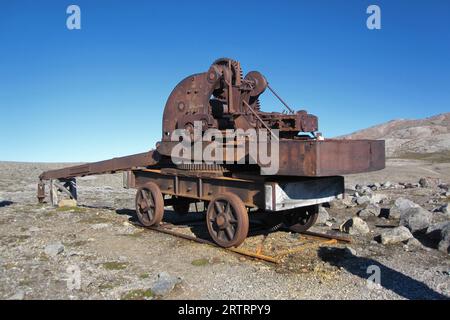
[{"x1": 275, "y1": 139, "x2": 385, "y2": 176}]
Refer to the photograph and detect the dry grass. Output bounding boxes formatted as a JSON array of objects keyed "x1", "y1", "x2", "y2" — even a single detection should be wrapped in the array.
[{"x1": 392, "y1": 151, "x2": 450, "y2": 163}]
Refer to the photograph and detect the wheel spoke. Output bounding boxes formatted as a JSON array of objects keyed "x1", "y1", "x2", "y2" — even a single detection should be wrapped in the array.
[
  {"x1": 147, "y1": 194, "x2": 154, "y2": 208},
  {"x1": 225, "y1": 202, "x2": 231, "y2": 215},
  {"x1": 225, "y1": 226, "x2": 234, "y2": 240},
  {"x1": 228, "y1": 216, "x2": 237, "y2": 224},
  {"x1": 214, "y1": 201, "x2": 223, "y2": 215},
  {"x1": 140, "y1": 189, "x2": 147, "y2": 201}
]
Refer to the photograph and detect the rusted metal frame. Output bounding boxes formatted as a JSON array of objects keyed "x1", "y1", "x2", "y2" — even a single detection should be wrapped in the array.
[
  {"x1": 243, "y1": 100, "x2": 278, "y2": 141},
  {"x1": 299, "y1": 230, "x2": 351, "y2": 243},
  {"x1": 133, "y1": 169, "x2": 265, "y2": 208},
  {"x1": 267, "y1": 84, "x2": 295, "y2": 114}
]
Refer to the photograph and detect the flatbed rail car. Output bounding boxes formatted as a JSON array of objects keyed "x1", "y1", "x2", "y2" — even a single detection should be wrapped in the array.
[{"x1": 123, "y1": 168, "x2": 345, "y2": 248}]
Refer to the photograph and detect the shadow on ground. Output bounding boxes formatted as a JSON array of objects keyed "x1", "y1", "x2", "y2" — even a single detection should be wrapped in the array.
[
  {"x1": 0, "y1": 200, "x2": 13, "y2": 208},
  {"x1": 318, "y1": 247, "x2": 449, "y2": 300}
]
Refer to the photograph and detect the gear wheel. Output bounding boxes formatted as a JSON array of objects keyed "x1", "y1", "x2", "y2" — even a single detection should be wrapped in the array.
[
  {"x1": 176, "y1": 163, "x2": 227, "y2": 172},
  {"x1": 212, "y1": 58, "x2": 243, "y2": 86}
]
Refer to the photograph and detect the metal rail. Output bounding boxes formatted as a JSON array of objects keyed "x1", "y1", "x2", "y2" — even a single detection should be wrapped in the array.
[{"x1": 133, "y1": 222, "x2": 350, "y2": 264}]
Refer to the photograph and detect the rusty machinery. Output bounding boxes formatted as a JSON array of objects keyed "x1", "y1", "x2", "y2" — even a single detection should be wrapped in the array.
[{"x1": 37, "y1": 58, "x2": 385, "y2": 248}]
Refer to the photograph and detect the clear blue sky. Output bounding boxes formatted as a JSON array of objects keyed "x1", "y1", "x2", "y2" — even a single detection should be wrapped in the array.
[{"x1": 1, "y1": 0, "x2": 449, "y2": 162}]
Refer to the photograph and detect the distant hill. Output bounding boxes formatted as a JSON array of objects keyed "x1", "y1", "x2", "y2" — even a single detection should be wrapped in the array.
[{"x1": 338, "y1": 113, "x2": 450, "y2": 161}]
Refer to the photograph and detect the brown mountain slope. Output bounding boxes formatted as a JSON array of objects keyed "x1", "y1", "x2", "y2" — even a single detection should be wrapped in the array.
[{"x1": 338, "y1": 113, "x2": 450, "y2": 160}]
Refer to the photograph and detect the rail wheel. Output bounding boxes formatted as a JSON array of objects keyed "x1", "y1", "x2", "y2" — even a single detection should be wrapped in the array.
[
  {"x1": 135, "y1": 183, "x2": 164, "y2": 227},
  {"x1": 206, "y1": 193, "x2": 249, "y2": 248},
  {"x1": 172, "y1": 197, "x2": 191, "y2": 214},
  {"x1": 283, "y1": 205, "x2": 319, "y2": 233}
]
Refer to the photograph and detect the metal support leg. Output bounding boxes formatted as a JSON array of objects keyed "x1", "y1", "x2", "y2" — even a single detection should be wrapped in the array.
[
  {"x1": 50, "y1": 180, "x2": 58, "y2": 206},
  {"x1": 37, "y1": 181, "x2": 45, "y2": 203}
]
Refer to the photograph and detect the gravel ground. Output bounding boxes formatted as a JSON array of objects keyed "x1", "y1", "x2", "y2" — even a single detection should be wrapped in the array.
[{"x1": 0, "y1": 160, "x2": 449, "y2": 300}]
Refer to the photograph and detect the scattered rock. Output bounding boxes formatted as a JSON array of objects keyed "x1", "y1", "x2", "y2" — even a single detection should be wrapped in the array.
[
  {"x1": 435, "y1": 203, "x2": 448, "y2": 215},
  {"x1": 58, "y1": 199, "x2": 77, "y2": 208},
  {"x1": 438, "y1": 183, "x2": 449, "y2": 191},
  {"x1": 357, "y1": 204, "x2": 380, "y2": 218},
  {"x1": 370, "y1": 182, "x2": 381, "y2": 191},
  {"x1": 317, "y1": 206, "x2": 329, "y2": 225},
  {"x1": 360, "y1": 186, "x2": 373, "y2": 195},
  {"x1": 419, "y1": 177, "x2": 430, "y2": 188},
  {"x1": 150, "y1": 272, "x2": 182, "y2": 296},
  {"x1": 340, "y1": 195, "x2": 356, "y2": 208},
  {"x1": 339, "y1": 217, "x2": 370, "y2": 235},
  {"x1": 382, "y1": 181, "x2": 392, "y2": 189},
  {"x1": 370, "y1": 193, "x2": 388, "y2": 205},
  {"x1": 419, "y1": 177, "x2": 440, "y2": 188},
  {"x1": 389, "y1": 197, "x2": 420, "y2": 219},
  {"x1": 44, "y1": 242, "x2": 65, "y2": 257},
  {"x1": 380, "y1": 226, "x2": 413, "y2": 245},
  {"x1": 401, "y1": 182, "x2": 420, "y2": 189},
  {"x1": 91, "y1": 223, "x2": 110, "y2": 230},
  {"x1": 356, "y1": 195, "x2": 371, "y2": 206},
  {"x1": 400, "y1": 207, "x2": 432, "y2": 233}
]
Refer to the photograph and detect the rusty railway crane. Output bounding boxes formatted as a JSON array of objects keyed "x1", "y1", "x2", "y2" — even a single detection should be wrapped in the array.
[{"x1": 37, "y1": 58, "x2": 385, "y2": 248}]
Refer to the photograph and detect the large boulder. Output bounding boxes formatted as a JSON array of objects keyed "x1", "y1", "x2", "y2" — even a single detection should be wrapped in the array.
[
  {"x1": 339, "y1": 217, "x2": 370, "y2": 235},
  {"x1": 388, "y1": 197, "x2": 420, "y2": 219},
  {"x1": 399, "y1": 207, "x2": 432, "y2": 233},
  {"x1": 357, "y1": 204, "x2": 380, "y2": 219},
  {"x1": 380, "y1": 226, "x2": 413, "y2": 245}
]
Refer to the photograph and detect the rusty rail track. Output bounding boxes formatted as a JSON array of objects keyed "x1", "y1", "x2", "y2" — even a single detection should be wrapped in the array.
[{"x1": 132, "y1": 222, "x2": 351, "y2": 264}]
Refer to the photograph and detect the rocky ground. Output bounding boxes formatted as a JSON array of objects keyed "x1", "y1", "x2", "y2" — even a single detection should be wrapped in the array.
[{"x1": 0, "y1": 159, "x2": 449, "y2": 300}]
